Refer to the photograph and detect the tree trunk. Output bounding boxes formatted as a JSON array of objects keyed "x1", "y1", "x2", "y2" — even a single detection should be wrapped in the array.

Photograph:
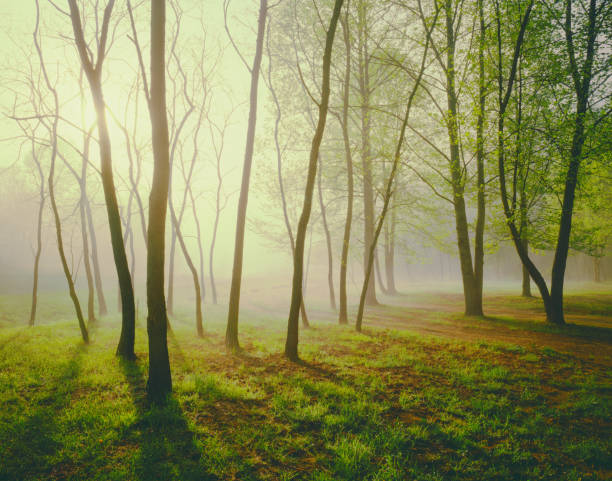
[
  {"x1": 384, "y1": 204, "x2": 398, "y2": 295},
  {"x1": 34, "y1": 2, "x2": 89, "y2": 343},
  {"x1": 443, "y1": 1, "x2": 481, "y2": 317},
  {"x1": 473, "y1": 0, "x2": 486, "y2": 314},
  {"x1": 317, "y1": 155, "x2": 336, "y2": 310},
  {"x1": 146, "y1": 0, "x2": 172, "y2": 402},
  {"x1": 374, "y1": 248, "x2": 389, "y2": 295},
  {"x1": 285, "y1": 0, "x2": 344, "y2": 361},
  {"x1": 593, "y1": 257, "x2": 601, "y2": 283},
  {"x1": 170, "y1": 204, "x2": 203, "y2": 337},
  {"x1": 355, "y1": 14, "x2": 431, "y2": 331},
  {"x1": 79, "y1": 170, "x2": 96, "y2": 324},
  {"x1": 226, "y1": 0, "x2": 268, "y2": 353},
  {"x1": 29, "y1": 147, "x2": 45, "y2": 327},
  {"x1": 550, "y1": 0, "x2": 596, "y2": 324},
  {"x1": 522, "y1": 240, "x2": 532, "y2": 297},
  {"x1": 167, "y1": 227, "x2": 176, "y2": 316},
  {"x1": 338, "y1": 11, "x2": 353, "y2": 325},
  {"x1": 85, "y1": 196, "x2": 107, "y2": 316},
  {"x1": 68, "y1": 0, "x2": 136, "y2": 357},
  {"x1": 265, "y1": 19, "x2": 310, "y2": 327},
  {"x1": 357, "y1": 9, "x2": 378, "y2": 306}
]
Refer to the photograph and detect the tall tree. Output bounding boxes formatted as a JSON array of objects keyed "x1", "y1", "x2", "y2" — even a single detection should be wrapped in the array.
[
  {"x1": 68, "y1": 0, "x2": 136, "y2": 358},
  {"x1": 126, "y1": 0, "x2": 173, "y2": 401},
  {"x1": 337, "y1": 6, "x2": 354, "y2": 324},
  {"x1": 225, "y1": 0, "x2": 268, "y2": 352},
  {"x1": 285, "y1": 0, "x2": 344, "y2": 361},
  {"x1": 355, "y1": 3, "x2": 435, "y2": 331},
  {"x1": 28, "y1": 137, "x2": 45, "y2": 327},
  {"x1": 33, "y1": 0, "x2": 89, "y2": 343}
]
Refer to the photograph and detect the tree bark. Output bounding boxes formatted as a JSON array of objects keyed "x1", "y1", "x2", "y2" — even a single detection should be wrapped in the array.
[
  {"x1": 550, "y1": 0, "x2": 597, "y2": 324},
  {"x1": 285, "y1": 0, "x2": 344, "y2": 360},
  {"x1": 443, "y1": 0, "x2": 481, "y2": 317},
  {"x1": 384, "y1": 202, "x2": 398, "y2": 295},
  {"x1": 85, "y1": 195, "x2": 107, "y2": 316},
  {"x1": 265, "y1": 25, "x2": 310, "y2": 325},
  {"x1": 355, "y1": 11, "x2": 432, "y2": 332},
  {"x1": 338, "y1": 10, "x2": 353, "y2": 325},
  {"x1": 473, "y1": 0, "x2": 486, "y2": 314},
  {"x1": 225, "y1": 0, "x2": 268, "y2": 353},
  {"x1": 33, "y1": 2, "x2": 89, "y2": 343},
  {"x1": 317, "y1": 155, "x2": 337, "y2": 310},
  {"x1": 357, "y1": 1, "x2": 378, "y2": 306},
  {"x1": 68, "y1": 0, "x2": 135, "y2": 357},
  {"x1": 29, "y1": 144, "x2": 45, "y2": 327},
  {"x1": 146, "y1": 0, "x2": 172, "y2": 402}
]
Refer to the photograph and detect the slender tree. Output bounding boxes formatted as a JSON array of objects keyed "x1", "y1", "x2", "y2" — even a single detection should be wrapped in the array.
[
  {"x1": 126, "y1": 0, "x2": 174, "y2": 401},
  {"x1": 33, "y1": 0, "x2": 89, "y2": 343},
  {"x1": 285, "y1": 0, "x2": 344, "y2": 361},
  {"x1": 356, "y1": 6, "x2": 435, "y2": 331},
  {"x1": 68, "y1": 0, "x2": 135, "y2": 357},
  {"x1": 28, "y1": 137, "x2": 45, "y2": 327},
  {"x1": 225, "y1": 0, "x2": 268, "y2": 352},
  {"x1": 337, "y1": 6, "x2": 353, "y2": 324}
]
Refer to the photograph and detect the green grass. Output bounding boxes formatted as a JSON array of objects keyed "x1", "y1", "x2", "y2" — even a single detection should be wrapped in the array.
[{"x1": 0, "y1": 292, "x2": 611, "y2": 480}]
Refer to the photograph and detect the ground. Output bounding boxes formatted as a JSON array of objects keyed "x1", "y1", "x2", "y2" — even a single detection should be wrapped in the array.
[{"x1": 0, "y1": 286, "x2": 610, "y2": 480}]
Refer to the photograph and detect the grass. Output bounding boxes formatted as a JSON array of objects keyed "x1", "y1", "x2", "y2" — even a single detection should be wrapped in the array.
[{"x1": 0, "y1": 290, "x2": 611, "y2": 480}]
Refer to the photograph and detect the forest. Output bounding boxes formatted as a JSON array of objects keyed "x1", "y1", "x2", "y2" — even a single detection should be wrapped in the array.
[{"x1": 0, "y1": 0, "x2": 611, "y2": 480}]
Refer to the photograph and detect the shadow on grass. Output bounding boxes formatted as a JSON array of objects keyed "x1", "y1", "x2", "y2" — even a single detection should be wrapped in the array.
[
  {"x1": 119, "y1": 358, "x2": 218, "y2": 481},
  {"x1": 0, "y1": 343, "x2": 85, "y2": 481},
  {"x1": 479, "y1": 314, "x2": 612, "y2": 342}
]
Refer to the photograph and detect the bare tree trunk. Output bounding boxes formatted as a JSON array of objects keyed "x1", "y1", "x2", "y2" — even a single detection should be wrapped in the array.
[
  {"x1": 317, "y1": 155, "x2": 337, "y2": 310},
  {"x1": 522, "y1": 239, "x2": 532, "y2": 296},
  {"x1": 79, "y1": 151, "x2": 96, "y2": 324},
  {"x1": 357, "y1": 3, "x2": 378, "y2": 306},
  {"x1": 225, "y1": 0, "x2": 268, "y2": 352},
  {"x1": 473, "y1": 0, "x2": 486, "y2": 313},
  {"x1": 85, "y1": 196, "x2": 107, "y2": 316},
  {"x1": 593, "y1": 257, "x2": 601, "y2": 283},
  {"x1": 285, "y1": 0, "x2": 344, "y2": 361},
  {"x1": 374, "y1": 248, "x2": 388, "y2": 295},
  {"x1": 442, "y1": 0, "x2": 481, "y2": 317},
  {"x1": 338, "y1": 9, "x2": 353, "y2": 325},
  {"x1": 384, "y1": 202, "x2": 398, "y2": 295},
  {"x1": 33, "y1": 2, "x2": 89, "y2": 343},
  {"x1": 167, "y1": 227, "x2": 176, "y2": 316},
  {"x1": 169, "y1": 204, "x2": 203, "y2": 337},
  {"x1": 355, "y1": 13, "x2": 432, "y2": 331},
  {"x1": 29, "y1": 144, "x2": 45, "y2": 327},
  {"x1": 265, "y1": 23, "x2": 310, "y2": 326},
  {"x1": 68, "y1": 0, "x2": 135, "y2": 357},
  {"x1": 145, "y1": 0, "x2": 172, "y2": 401}
]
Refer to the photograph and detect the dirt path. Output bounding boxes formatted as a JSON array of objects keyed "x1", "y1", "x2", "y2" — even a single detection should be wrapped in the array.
[{"x1": 362, "y1": 295, "x2": 612, "y2": 367}]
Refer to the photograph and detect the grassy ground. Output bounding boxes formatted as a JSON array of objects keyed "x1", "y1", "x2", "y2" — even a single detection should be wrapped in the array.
[{"x1": 0, "y1": 289, "x2": 611, "y2": 480}]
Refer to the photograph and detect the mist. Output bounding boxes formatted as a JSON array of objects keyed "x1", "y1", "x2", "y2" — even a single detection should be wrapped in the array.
[{"x1": 0, "y1": 1, "x2": 610, "y2": 480}]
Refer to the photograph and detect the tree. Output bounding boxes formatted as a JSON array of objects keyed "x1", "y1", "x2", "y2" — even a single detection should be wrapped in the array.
[
  {"x1": 225, "y1": 0, "x2": 268, "y2": 353},
  {"x1": 32, "y1": 0, "x2": 89, "y2": 343},
  {"x1": 355, "y1": 2, "x2": 435, "y2": 331},
  {"x1": 285, "y1": 0, "x2": 344, "y2": 362},
  {"x1": 127, "y1": 0, "x2": 173, "y2": 401},
  {"x1": 496, "y1": 0, "x2": 608, "y2": 324},
  {"x1": 68, "y1": 0, "x2": 136, "y2": 358},
  {"x1": 28, "y1": 137, "x2": 45, "y2": 326},
  {"x1": 337, "y1": 5, "x2": 354, "y2": 324}
]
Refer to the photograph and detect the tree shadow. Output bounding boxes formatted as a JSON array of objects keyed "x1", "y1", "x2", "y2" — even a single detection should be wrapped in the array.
[
  {"x1": 119, "y1": 358, "x2": 218, "y2": 481},
  {"x1": 0, "y1": 343, "x2": 85, "y2": 480}
]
